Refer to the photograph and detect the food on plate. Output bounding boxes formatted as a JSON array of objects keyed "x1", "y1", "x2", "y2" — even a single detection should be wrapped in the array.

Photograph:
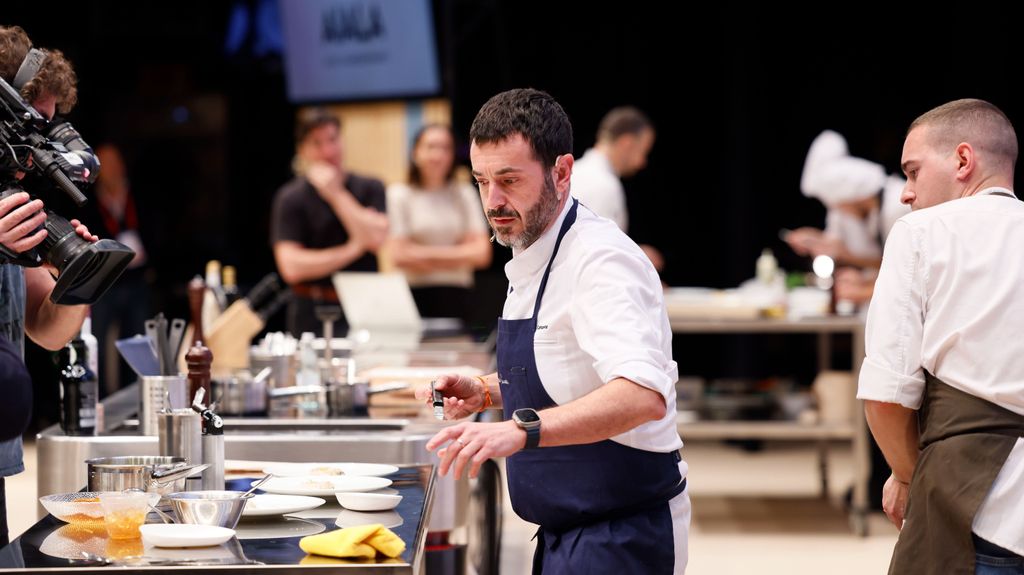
[
  {"x1": 310, "y1": 466, "x2": 345, "y2": 476},
  {"x1": 73, "y1": 497, "x2": 100, "y2": 503},
  {"x1": 302, "y1": 479, "x2": 335, "y2": 490}
]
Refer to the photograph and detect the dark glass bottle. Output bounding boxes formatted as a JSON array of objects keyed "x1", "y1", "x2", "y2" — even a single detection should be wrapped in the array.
[{"x1": 59, "y1": 338, "x2": 97, "y2": 436}]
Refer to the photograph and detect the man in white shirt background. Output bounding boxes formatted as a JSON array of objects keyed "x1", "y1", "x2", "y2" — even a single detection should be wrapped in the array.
[
  {"x1": 859, "y1": 99, "x2": 1024, "y2": 574},
  {"x1": 420, "y1": 89, "x2": 689, "y2": 574},
  {"x1": 571, "y1": 106, "x2": 665, "y2": 271}
]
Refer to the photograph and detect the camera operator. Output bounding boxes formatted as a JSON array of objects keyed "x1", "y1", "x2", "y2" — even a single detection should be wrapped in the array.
[{"x1": 0, "y1": 24, "x2": 98, "y2": 546}]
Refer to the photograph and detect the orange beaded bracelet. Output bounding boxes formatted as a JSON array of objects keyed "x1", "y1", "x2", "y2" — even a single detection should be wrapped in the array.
[{"x1": 475, "y1": 375, "x2": 492, "y2": 412}]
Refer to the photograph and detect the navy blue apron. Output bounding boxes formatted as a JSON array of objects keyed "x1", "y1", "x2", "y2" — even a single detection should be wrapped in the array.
[{"x1": 498, "y1": 199, "x2": 685, "y2": 574}]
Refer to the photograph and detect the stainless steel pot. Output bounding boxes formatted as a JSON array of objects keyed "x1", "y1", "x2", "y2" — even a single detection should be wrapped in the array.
[
  {"x1": 85, "y1": 456, "x2": 209, "y2": 496},
  {"x1": 211, "y1": 368, "x2": 269, "y2": 415},
  {"x1": 266, "y1": 385, "x2": 328, "y2": 419},
  {"x1": 325, "y1": 380, "x2": 368, "y2": 417},
  {"x1": 248, "y1": 350, "x2": 295, "y2": 389},
  {"x1": 326, "y1": 381, "x2": 409, "y2": 417}
]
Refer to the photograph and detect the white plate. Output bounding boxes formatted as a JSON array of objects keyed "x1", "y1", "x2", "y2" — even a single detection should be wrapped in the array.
[
  {"x1": 335, "y1": 509, "x2": 403, "y2": 529},
  {"x1": 234, "y1": 516, "x2": 327, "y2": 540},
  {"x1": 254, "y1": 476, "x2": 392, "y2": 497},
  {"x1": 241, "y1": 494, "x2": 326, "y2": 517},
  {"x1": 143, "y1": 543, "x2": 237, "y2": 561},
  {"x1": 336, "y1": 492, "x2": 402, "y2": 512},
  {"x1": 262, "y1": 462, "x2": 399, "y2": 478},
  {"x1": 139, "y1": 524, "x2": 235, "y2": 548}
]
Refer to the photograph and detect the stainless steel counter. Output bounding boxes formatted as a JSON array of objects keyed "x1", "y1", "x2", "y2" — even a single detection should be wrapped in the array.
[
  {"x1": 35, "y1": 382, "x2": 468, "y2": 529},
  {"x1": 670, "y1": 314, "x2": 870, "y2": 535},
  {"x1": 0, "y1": 464, "x2": 436, "y2": 573}
]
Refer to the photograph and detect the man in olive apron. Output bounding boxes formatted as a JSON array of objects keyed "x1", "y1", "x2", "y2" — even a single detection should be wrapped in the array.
[
  {"x1": 422, "y1": 89, "x2": 690, "y2": 573},
  {"x1": 859, "y1": 99, "x2": 1024, "y2": 574}
]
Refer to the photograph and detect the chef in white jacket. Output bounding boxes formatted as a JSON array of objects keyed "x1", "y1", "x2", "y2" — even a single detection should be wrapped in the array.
[{"x1": 787, "y1": 130, "x2": 909, "y2": 307}]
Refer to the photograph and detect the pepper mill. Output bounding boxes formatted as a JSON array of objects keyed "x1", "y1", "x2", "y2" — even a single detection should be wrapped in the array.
[{"x1": 186, "y1": 276, "x2": 213, "y2": 402}]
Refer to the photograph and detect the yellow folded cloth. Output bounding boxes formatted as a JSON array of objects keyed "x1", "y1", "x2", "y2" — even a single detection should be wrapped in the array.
[{"x1": 299, "y1": 524, "x2": 406, "y2": 559}]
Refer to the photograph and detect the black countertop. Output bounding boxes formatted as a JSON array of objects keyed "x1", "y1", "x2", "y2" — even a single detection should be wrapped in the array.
[{"x1": 0, "y1": 465, "x2": 435, "y2": 574}]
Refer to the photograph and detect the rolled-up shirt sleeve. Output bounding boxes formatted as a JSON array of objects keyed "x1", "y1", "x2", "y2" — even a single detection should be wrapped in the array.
[
  {"x1": 858, "y1": 221, "x2": 927, "y2": 409},
  {"x1": 570, "y1": 245, "x2": 677, "y2": 400}
]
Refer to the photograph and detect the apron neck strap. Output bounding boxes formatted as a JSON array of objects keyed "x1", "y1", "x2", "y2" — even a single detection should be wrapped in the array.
[{"x1": 532, "y1": 199, "x2": 579, "y2": 319}]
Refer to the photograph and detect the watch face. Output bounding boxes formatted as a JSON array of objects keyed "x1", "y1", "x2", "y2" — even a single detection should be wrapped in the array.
[{"x1": 514, "y1": 409, "x2": 540, "y2": 423}]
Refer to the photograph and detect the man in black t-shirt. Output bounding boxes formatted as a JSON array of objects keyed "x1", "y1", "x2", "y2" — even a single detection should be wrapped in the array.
[{"x1": 270, "y1": 108, "x2": 388, "y2": 336}]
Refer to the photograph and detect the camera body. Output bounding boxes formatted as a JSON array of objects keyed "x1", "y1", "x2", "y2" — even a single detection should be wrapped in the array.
[{"x1": 0, "y1": 74, "x2": 134, "y2": 305}]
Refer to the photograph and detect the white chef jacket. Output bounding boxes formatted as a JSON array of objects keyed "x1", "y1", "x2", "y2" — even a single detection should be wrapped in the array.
[
  {"x1": 857, "y1": 187, "x2": 1024, "y2": 554},
  {"x1": 570, "y1": 148, "x2": 629, "y2": 232},
  {"x1": 503, "y1": 197, "x2": 683, "y2": 455}
]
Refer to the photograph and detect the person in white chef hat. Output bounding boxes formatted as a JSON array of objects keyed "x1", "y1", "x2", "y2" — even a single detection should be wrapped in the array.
[{"x1": 785, "y1": 130, "x2": 910, "y2": 307}]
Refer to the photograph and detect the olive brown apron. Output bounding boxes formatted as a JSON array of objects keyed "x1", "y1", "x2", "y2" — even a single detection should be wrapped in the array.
[{"x1": 889, "y1": 372, "x2": 1024, "y2": 574}]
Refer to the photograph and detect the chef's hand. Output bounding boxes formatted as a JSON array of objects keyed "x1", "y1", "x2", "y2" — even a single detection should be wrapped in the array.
[
  {"x1": 834, "y1": 267, "x2": 874, "y2": 304},
  {"x1": 784, "y1": 227, "x2": 822, "y2": 256},
  {"x1": 882, "y1": 473, "x2": 910, "y2": 530},
  {"x1": 426, "y1": 420, "x2": 525, "y2": 479},
  {"x1": 806, "y1": 235, "x2": 848, "y2": 261},
  {"x1": 414, "y1": 374, "x2": 486, "y2": 420}
]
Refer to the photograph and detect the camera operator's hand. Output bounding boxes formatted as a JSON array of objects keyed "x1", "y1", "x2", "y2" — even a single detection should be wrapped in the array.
[
  {"x1": 0, "y1": 192, "x2": 48, "y2": 253},
  {"x1": 70, "y1": 219, "x2": 99, "y2": 243},
  {"x1": 36, "y1": 220, "x2": 98, "y2": 277}
]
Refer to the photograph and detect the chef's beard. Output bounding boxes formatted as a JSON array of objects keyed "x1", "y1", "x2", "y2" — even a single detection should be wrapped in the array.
[{"x1": 488, "y1": 173, "x2": 561, "y2": 251}]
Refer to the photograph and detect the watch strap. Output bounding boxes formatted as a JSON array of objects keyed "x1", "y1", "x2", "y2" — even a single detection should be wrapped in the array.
[{"x1": 523, "y1": 424, "x2": 540, "y2": 449}]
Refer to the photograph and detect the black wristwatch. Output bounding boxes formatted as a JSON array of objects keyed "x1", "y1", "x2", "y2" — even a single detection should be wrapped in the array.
[{"x1": 512, "y1": 408, "x2": 541, "y2": 449}]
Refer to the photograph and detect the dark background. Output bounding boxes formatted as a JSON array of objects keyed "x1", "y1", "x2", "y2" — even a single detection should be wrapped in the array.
[{"x1": 6, "y1": 1, "x2": 1022, "y2": 427}]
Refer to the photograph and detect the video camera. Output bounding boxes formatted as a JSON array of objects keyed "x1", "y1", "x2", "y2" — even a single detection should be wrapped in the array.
[{"x1": 0, "y1": 73, "x2": 134, "y2": 305}]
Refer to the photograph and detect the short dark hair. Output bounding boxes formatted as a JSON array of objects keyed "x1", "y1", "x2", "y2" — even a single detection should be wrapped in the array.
[
  {"x1": 0, "y1": 25, "x2": 78, "y2": 114},
  {"x1": 597, "y1": 106, "x2": 652, "y2": 143},
  {"x1": 469, "y1": 88, "x2": 572, "y2": 168},
  {"x1": 408, "y1": 123, "x2": 456, "y2": 187},
  {"x1": 295, "y1": 107, "x2": 341, "y2": 145}
]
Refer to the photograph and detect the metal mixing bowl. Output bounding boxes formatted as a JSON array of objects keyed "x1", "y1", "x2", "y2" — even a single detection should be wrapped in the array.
[{"x1": 165, "y1": 491, "x2": 253, "y2": 529}]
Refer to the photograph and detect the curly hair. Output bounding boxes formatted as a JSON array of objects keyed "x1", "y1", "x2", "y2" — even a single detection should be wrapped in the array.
[{"x1": 0, "y1": 25, "x2": 78, "y2": 114}]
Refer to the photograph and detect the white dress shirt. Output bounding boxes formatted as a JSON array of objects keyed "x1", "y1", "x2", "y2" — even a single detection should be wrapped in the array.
[
  {"x1": 858, "y1": 188, "x2": 1024, "y2": 554},
  {"x1": 570, "y1": 148, "x2": 628, "y2": 231},
  {"x1": 503, "y1": 198, "x2": 683, "y2": 455}
]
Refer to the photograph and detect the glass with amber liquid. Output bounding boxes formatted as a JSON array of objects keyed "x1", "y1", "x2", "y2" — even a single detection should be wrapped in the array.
[{"x1": 98, "y1": 492, "x2": 150, "y2": 539}]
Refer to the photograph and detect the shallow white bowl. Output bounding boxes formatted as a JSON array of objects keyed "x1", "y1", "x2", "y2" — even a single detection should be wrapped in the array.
[
  {"x1": 138, "y1": 524, "x2": 235, "y2": 548},
  {"x1": 335, "y1": 509, "x2": 403, "y2": 529},
  {"x1": 335, "y1": 491, "x2": 402, "y2": 512}
]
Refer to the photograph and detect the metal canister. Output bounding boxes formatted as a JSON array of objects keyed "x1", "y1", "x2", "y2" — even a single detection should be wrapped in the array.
[
  {"x1": 139, "y1": 375, "x2": 188, "y2": 435},
  {"x1": 158, "y1": 410, "x2": 202, "y2": 463}
]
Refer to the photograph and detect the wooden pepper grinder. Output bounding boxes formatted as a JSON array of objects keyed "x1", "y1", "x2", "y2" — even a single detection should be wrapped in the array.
[{"x1": 186, "y1": 276, "x2": 213, "y2": 402}]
